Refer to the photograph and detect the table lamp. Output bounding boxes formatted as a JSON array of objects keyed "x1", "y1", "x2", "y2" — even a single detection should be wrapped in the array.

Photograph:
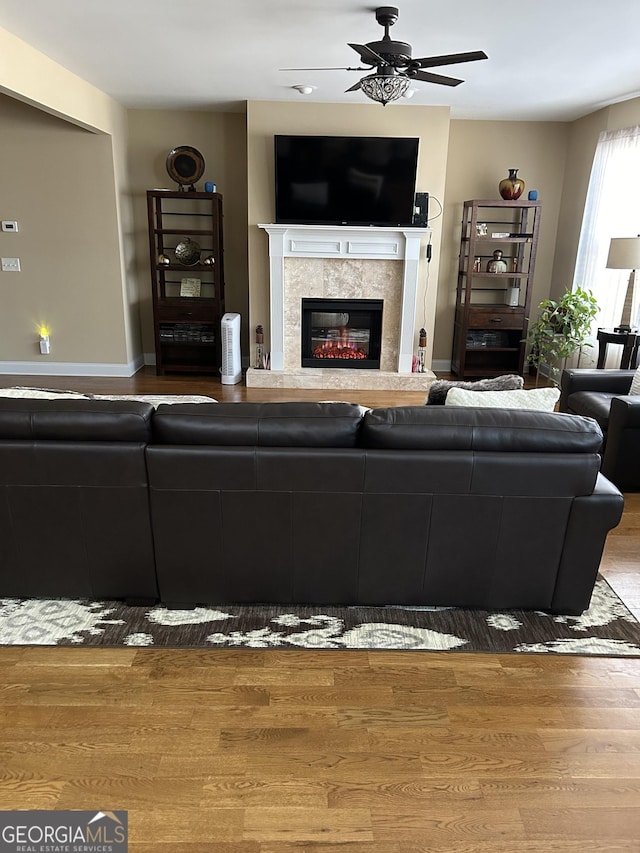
[{"x1": 606, "y1": 235, "x2": 640, "y2": 331}]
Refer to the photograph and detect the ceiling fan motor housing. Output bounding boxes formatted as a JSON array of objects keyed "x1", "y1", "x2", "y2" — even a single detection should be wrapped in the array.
[{"x1": 366, "y1": 39, "x2": 412, "y2": 66}]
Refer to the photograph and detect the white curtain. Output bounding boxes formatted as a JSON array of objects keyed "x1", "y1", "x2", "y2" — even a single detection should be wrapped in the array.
[{"x1": 573, "y1": 125, "x2": 640, "y2": 367}]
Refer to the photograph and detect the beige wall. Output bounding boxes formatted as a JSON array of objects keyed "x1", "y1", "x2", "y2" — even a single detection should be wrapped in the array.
[
  {"x1": 0, "y1": 25, "x2": 141, "y2": 373},
  {"x1": 246, "y1": 100, "x2": 450, "y2": 368},
  {"x1": 0, "y1": 25, "x2": 122, "y2": 134},
  {"x1": 0, "y1": 94, "x2": 133, "y2": 367},
  {"x1": 434, "y1": 120, "x2": 570, "y2": 364},
  {"x1": 126, "y1": 109, "x2": 249, "y2": 356}
]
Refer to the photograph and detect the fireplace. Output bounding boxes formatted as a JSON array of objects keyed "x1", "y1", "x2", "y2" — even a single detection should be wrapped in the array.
[
  {"x1": 301, "y1": 298, "x2": 383, "y2": 369},
  {"x1": 251, "y1": 224, "x2": 436, "y2": 390}
]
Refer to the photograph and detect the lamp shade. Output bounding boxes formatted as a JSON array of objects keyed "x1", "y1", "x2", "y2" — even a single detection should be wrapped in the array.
[
  {"x1": 606, "y1": 236, "x2": 640, "y2": 270},
  {"x1": 360, "y1": 74, "x2": 411, "y2": 106}
]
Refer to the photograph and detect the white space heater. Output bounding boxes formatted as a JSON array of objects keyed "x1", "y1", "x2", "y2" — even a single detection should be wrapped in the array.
[{"x1": 220, "y1": 312, "x2": 242, "y2": 385}]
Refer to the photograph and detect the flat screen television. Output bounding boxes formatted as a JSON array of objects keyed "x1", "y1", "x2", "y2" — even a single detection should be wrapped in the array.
[{"x1": 274, "y1": 135, "x2": 419, "y2": 227}]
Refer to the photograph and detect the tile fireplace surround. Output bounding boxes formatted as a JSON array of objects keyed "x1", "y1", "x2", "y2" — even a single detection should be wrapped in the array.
[{"x1": 248, "y1": 224, "x2": 436, "y2": 390}]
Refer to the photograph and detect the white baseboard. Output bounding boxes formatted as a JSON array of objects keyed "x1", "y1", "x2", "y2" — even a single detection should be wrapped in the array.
[{"x1": 0, "y1": 354, "x2": 145, "y2": 377}]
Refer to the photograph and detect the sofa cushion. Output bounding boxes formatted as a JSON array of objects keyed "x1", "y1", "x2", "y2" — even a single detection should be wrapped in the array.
[
  {"x1": 152, "y1": 401, "x2": 365, "y2": 447},
  {"x1": 0, "y1": 399, "x2": 154, "y2": 441},
  {"x1": 630, "y1": 365, "x2": 640, "y2": 395},
  {"x1": 565, "y1": 390, "x2": 620, "y2": 431},
  {"x1": 426, "y1": 373, "x2": 523, "y2": 405},
  {"x1": 360, "y1": 406, "x2": 602, "y2": 452},
  {"x1": 445, "y1": 386, "x2": 560, "y2": 412}
]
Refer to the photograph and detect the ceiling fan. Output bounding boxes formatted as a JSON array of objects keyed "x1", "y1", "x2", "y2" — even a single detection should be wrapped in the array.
[{"x1": 282, "y1": 6, "x2": 488, "y2": 105}]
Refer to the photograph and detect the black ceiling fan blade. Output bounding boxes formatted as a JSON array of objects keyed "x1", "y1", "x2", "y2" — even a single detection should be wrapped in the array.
[
  {"x1": 348, "y1": 42, "x2": 386, "y2": 65},
  {"x1": 412, "y1": 50, "x2": 488, "y2": 69},
  {"x1": 279, "y1": 66, "x2": 371, "y2": 72},
  {"x1": 345, "y1": 80, "x2": 363, "y2": 93},
  {"x1": 411, "y1": 69, "x2": 464, "y2": 87}
]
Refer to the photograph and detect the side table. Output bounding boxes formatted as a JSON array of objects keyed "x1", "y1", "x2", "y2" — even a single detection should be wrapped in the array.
[{"x1": 596, "y1": 328, "x2": 640, "y2": 369}]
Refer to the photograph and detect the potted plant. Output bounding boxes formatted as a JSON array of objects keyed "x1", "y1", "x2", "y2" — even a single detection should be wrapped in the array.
[{"x1": 525, "y1": 286, "x2": 599, "y2": 386}]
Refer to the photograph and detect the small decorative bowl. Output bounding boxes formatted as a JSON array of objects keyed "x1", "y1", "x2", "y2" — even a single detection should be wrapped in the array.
[{"x1": 175, "y1": 238, "x2": 201, "y2": 266}]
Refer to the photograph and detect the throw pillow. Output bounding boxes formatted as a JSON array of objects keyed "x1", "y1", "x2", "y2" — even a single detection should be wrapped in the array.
[
  {"x1": 444, "y1": 386, "x2": 560, "y2": 412},
  {"x1": 630, "y1": 366, "x2": 640, "y2": 395},
  {"x1": 426, "y1": 373, "x2": 524, "y2": 405}
]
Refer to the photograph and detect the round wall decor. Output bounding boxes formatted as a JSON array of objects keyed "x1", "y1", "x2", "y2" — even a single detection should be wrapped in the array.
[{"x1": 166, "y1": 146, "x2": 205, "y2": 190}]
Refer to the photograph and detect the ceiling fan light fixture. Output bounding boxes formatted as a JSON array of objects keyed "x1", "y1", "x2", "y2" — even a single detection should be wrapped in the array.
[{"x1": 360, "y1": 73, "x2": 410, "y2": 105}]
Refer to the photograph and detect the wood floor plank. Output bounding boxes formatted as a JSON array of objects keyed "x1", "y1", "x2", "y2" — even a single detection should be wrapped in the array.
[
  {"x1": 333, "y1": 663, "x2": 458, "y2": 688},
  {"x1": 232, "y1": 666, "x2": 335, "y2": 686},
  {"x1": 520, "y1": 806, "x2": 640, "y2": 840},
  {"x1": 201, "y1": 778, "x2": 328, "y2": 808},
  {"x1": 127, "y1": 808, "x2": 244, "y2": 843},
  {"x1": 393, "y1": 685, "x2": 640, "y2": 708},
  {"x1": 337, "y1": 706, "x2": 450, "y2": 727},
  {"x1": 130, "y1": 846, "x2": 257, "y2": 853},
  {"x1": 418, "y1": 751, "x2": 570, "y2": 777},
  {"x1": 218, "y1": 725, "x2": 370, "y2": 751},
  {"x1": 267, "y1": 686, "x2": 395, "y2": 707},
  {"x1": 366, "y1": 726, "x2": 545, "y2": 752},
  {"x1": 193, "y1": 706, "x2": 341, "y2": 729},
  {"x1": 246, "y1": 749, "x2": 425, "y2": 779},
  {"x1": 0, "y1": 777, "x2": 66, "y2": 808},
  {"x1": 242, "y1": 807, "x2": 373, "y2": 843},
  {"x1": 55, "y1": 777, "x2": 206, "y2": 809},
  {"x1": 479, "y1": 777, "x2": 640, "y2": 808},
  {"x1": 326, "y1": 779, "x2": 483, "y2": 808},
  {"x1": 538, "y1": 728, "x2": 640, "y2": 752},
  {"x1": 369, "y1": 807, "x2": 526, "y2": 842}
]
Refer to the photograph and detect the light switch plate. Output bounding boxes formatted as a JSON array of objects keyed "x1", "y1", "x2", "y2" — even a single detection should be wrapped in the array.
[
  {"x1": 1, "y1": 221, "x2": 18, "y2": 232},
  {"x1": 1, "y1": 257, "x2": 21, "y2": 271}
]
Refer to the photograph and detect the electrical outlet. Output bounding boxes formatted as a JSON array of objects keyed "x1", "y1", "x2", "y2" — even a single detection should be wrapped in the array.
[{"x1": 1, "y1": 257, "x2": 20, "y2": 272}]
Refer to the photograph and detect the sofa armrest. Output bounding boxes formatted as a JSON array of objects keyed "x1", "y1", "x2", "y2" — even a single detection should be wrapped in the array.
[
  {"x1": 601, "y1": 394, "x2": 640, "y2": 491},
  {"x1": 559, "y1": 369, "x2": 634, "y2": 412},
  {"x1": 550, "y1": 473, "x2": 624, "y2": 613}
]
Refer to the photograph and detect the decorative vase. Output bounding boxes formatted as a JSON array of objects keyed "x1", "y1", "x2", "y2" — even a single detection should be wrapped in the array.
[
  {"x1": 499, "y1": 168, "x2": 525, "y2": 200},
  {"x1": 487, "y1": 249, "x2": 507, "y2": 273}
]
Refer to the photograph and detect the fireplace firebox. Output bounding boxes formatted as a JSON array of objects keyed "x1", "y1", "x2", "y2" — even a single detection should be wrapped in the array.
[{"x1": 301, "y1": 298, "x2": 383, "y2": 369}]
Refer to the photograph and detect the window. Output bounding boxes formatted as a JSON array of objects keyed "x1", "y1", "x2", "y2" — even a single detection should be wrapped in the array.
[{"x1": 573, "y1": 125, "x2": 640, "y2": 366}]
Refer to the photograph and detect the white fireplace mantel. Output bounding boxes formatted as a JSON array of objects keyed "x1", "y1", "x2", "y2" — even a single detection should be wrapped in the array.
[{"x1": 258, "y1": 223, "x2": 430, "y2": 373}]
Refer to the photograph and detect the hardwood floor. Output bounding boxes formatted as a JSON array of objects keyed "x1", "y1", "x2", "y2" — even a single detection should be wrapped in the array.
[{"x1": 1, "y1": 369, "x2": 639, "y2": 850}]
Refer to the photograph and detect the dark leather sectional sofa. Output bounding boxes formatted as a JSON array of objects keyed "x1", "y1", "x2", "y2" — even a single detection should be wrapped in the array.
[
  {"x1": 560, "y1": 368, "x2": 640, "y2": 492},
  {"x1": 0, "y1": 398, "x2": 624, "y2": 615}
]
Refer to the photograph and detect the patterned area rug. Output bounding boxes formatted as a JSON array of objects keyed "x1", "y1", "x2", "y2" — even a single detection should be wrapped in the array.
[
  {"x1": 1, "y1": 577, "x2": 639, "y2": 656},
  {"x1": 0, "y1": 386, "x2": 217, "y2": 404}
]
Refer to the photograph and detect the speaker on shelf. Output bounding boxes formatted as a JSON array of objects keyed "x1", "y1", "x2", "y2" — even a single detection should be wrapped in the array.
[{"x1": 413, "y1": 192, "x2": 429, "y2": 227}]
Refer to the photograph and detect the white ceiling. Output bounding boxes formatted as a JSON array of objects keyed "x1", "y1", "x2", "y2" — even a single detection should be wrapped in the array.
[{"x1": 1, "y1": 0, "x2": 639, "y2": 121}]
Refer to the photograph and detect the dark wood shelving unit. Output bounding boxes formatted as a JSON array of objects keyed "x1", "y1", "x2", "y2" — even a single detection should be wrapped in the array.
[
  {"x1": 147, "y1": 190, "x2": 225, "y2": 375},
  {"x1": 451, "y1": 198, "x2": 541, "y2": 378}
]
